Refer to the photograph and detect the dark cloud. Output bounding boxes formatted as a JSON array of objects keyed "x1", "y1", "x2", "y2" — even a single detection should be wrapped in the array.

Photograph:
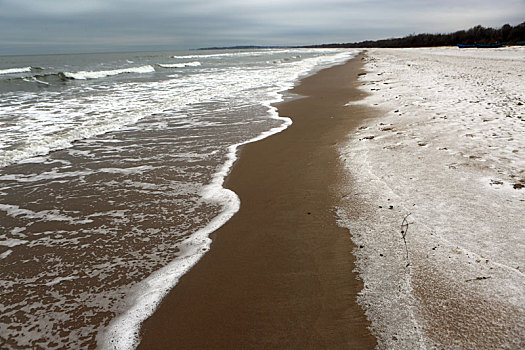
[{"x1": 1, "y1": 0, "x2": 523, "y2": 54}]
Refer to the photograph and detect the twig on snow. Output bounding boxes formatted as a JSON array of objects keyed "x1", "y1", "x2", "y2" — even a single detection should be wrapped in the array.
[{"x1": 401, "y1": 213, "x2": 411, "y2": 267}]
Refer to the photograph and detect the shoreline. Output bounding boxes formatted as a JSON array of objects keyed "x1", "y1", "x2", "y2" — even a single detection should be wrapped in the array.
[{"x1": 137, "y1": 53, "x2": 377, "y2": 348}]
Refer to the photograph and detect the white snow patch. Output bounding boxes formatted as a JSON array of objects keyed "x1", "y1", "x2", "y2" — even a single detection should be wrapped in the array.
[{"x1": 338, "y1": 47, "x2": 525, "y2": 349}]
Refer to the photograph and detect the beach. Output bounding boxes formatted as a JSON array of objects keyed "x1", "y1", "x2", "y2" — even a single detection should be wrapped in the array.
[
  {"x1": 2, "y1": 0, "x2": 524, "y2": 346},
  {"x1": 1, "y1": 47, "x2": 523, "y2": 349},
  {"x1": 137, "y1": 53, "x2": 376, "y2": 349}
]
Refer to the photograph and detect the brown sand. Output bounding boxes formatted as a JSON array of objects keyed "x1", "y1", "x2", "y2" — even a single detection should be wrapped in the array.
[{"x1": 138, "y1": 53, "x2": 376, "y2": 349}]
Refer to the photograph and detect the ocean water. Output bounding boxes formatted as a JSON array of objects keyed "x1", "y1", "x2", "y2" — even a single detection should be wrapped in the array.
[{"x1": 0, "y1": 48, "x2": 357, "y2": 349}]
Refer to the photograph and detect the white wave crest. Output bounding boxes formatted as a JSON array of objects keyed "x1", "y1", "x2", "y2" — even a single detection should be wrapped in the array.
[
  {"x1": 63, "y1": 65, "x2": 155, "y2": 80},
  {"x1": 157, "y1": 62, "x2": 201, "y2": 68},
  {"x1": 0, "y1": 67, "x2": 32, "y2": 75},
  {"x1": 22, "y1": 77, "x2": 50, "y2": 85}
]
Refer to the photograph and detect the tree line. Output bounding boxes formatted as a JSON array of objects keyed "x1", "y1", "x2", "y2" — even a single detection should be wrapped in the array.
[{"x1": 305, "y1": 22, "x2": 525, "y2": 48}]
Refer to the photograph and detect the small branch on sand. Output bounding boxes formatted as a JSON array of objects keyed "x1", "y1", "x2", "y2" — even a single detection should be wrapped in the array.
[
  {"x1": 401, "y1": 213, "x2": 411, "y2": 267},
  {"x1": 465, "y1": 276, "x2": 492, "y2": 282}
]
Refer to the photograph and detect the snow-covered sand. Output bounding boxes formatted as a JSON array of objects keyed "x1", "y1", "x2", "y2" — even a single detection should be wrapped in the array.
[{"x1": 338, "y1": 47, "x2": 524, "y2": 349}]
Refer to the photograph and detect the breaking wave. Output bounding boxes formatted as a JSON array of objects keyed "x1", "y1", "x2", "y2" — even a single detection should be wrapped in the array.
[
  {"x1": 0, "y1": 67, "x2": 33, "y2": 75},
  {"x1": 157, "y1": 62, "x2": 201, "y2": 68},
  {"x1": 61, "y1": 65, "x2": 156, "y2": 80}
]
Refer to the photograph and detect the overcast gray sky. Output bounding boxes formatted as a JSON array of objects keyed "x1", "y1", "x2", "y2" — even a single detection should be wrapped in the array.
[{"x1": 1, "y1": 0, "x2": 524, "y2": 55}]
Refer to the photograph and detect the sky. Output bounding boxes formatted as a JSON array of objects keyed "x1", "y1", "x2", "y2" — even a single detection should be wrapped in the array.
[{"x1": 1, "y1": 0, "x2": 524, "y2": 55}]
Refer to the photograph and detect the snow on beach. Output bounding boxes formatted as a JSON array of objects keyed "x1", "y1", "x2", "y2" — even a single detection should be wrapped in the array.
[{"x1": 338, "y1": 47, "x2": 524, "y2": 349}]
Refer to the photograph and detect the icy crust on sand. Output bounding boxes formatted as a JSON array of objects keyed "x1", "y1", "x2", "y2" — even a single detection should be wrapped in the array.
[{"x1": 338, "y1": 47, "x2": 524, "y2": 349}]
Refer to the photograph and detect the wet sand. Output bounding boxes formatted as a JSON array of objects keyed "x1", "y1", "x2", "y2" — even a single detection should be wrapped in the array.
[{"x1": 138, "y1": 53, "x2": 376, "y2": 349}]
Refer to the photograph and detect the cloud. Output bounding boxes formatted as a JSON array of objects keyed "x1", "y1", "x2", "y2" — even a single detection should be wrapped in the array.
[
  {"x1": 0, "y1": 0, "x2": 523, "y2": 54},
  {"x1": 1, "y1": 0, "x2": 110, "y2": 16}
]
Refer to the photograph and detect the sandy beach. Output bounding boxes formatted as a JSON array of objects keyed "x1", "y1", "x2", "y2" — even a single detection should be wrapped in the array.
[{"x1": 137, "y1": 54, "x2": 376, "y2": 348}]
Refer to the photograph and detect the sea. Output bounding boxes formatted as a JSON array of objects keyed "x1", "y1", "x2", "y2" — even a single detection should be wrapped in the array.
[{"x1": 0, "y1": 48, "x2": 357, "y2": 349}]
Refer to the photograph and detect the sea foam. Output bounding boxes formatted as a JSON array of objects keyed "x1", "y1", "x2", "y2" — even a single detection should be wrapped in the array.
[
  {"x1": 62, "y1": 65, "x2": 155, "y2": 80},
  {"x1": 100, "y1": 101, "x2": 294, "y2": 350},
  {"x1": 157, "y1": 62, "x2": 201, "y2": 68},
  {"x1": 0, "y1": 67, "x2": 32, "y2": 75}
]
